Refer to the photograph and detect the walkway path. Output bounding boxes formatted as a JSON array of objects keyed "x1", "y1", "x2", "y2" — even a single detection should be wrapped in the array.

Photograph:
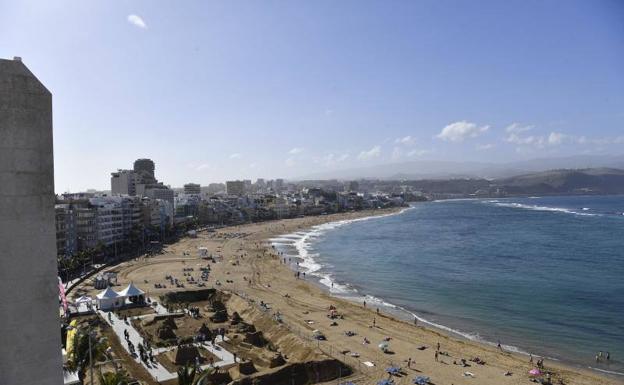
[{"x1": 99, "y1": 310, "x2": 235, "y2": 382}]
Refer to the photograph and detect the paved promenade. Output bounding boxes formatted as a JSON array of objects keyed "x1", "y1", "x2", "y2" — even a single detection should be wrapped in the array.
[{"x1": 99, "y1": 309, "x2": 235, "y2": 382}]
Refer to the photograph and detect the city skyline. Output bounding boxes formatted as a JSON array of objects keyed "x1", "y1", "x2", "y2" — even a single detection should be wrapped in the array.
[{"x1": 2, "y1": 1, "x2": 623, "y2": 192}]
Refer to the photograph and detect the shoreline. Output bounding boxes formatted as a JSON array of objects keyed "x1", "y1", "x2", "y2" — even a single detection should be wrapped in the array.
[
  {"x1": 267, "y1": 207, "x2": 623, "y2": 382},
  {"x1": 83, "y1": 207, "x2": 622, "y2": 385}
]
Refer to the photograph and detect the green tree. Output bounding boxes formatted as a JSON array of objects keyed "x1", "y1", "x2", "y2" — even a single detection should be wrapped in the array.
[
  {"x1": 66, "y1": 328, "x2": 108, "y2": 384},
  {"x1": 98, "y1": 370, "x2": 130, "y2": 385}
]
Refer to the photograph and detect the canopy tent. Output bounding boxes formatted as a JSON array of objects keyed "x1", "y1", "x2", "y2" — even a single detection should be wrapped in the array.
[
  {"x1": 118, "y1": 282, "x2": 146, "y2": 305},
  {"x1": 96, "y1": 286, "x2": 121, "y2": 310},
  {"x1": 74, "y1": 295, "x2": 93, "y2": 304},
  {"x1": 73, "y1": 295, "x2": 95, "y2": 313},
  {"x1": 118, "y1": 282, "x2": 145, "y2": 297}
]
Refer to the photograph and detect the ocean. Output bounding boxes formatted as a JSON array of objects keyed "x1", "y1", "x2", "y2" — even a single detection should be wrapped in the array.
[{"x1": 271, "y1": 195, "x2": 624, "y2": 377}]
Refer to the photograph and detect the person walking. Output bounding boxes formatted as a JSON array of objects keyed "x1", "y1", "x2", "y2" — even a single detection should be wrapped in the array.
[{"x1": 435, "y1": 351, "x2": 439, "y2": 362}]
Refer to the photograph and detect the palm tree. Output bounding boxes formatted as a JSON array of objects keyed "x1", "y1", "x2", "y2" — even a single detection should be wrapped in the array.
[
  {"x1": 177, "y1": 363, "x2": 212, "y2": 385},
  {"x1": 98, "y1": 370, "x2": 130, "y2": 385},
  {"x1": 177, "y1": 364, "x2": 196, "y2": 385},
  {"x1": 66, "y1": 328, "x2": 108, "y2": 384}
]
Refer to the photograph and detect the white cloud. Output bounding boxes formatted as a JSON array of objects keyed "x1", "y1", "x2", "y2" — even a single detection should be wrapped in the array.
[
  {"x1": 407, "y1": 149, "x2": 430, "y2": 157},
  {"x1": 357, "y1": 145, "x2": 381, "y2": 160},
  {"x1": 506, "y1": 133, "x2": 545, "y2": 147},
  {"x1": 476, "y1": 143, "x2": 495, "y2": 150},
  {"x1": 320, "y1": 153, "x2": 349, "y2": 167},
  {"x1": 506, "y1": 126, "x2": 624, "y2": 149},
  {"x1": 127, "y1": 14, "x2": 147, "y2": 29},
  {"x1": 229, "y1": 153, "x2": 242, "y2": 159},
  {"x1": 288, "y1": 147, "x2": 304, "y2": 155},
  {"x1": 196, "y1": 163, "x2": 211, "y2": 171},
  {"x1": 505, "y1": 128, "x2": 568, "y2": 148},
  {"x1": 505, "y1": 123, "x2": 534, "y2": 134},
  {"x1": 394, "y1": 135, "x2": 416, "y2": 145},
  {"x1": 393, "y1": 145, "x2": 430, "y2": 159},
  {"x1": 548, "y1": 132, "x2": 567, "y2": 145},
  {"x1": 437, "y1": 121, "x2": 489, "y2": 142}
]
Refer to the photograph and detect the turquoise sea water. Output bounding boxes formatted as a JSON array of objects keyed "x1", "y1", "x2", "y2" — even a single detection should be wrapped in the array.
[{"x1": 272, "y1": 195, "x2": 624, "y2": 377}]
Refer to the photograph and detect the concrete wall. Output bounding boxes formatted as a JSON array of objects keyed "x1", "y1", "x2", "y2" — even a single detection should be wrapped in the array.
[{"x1": 0, "y1": 57, "x2": 62, "y2": 385}]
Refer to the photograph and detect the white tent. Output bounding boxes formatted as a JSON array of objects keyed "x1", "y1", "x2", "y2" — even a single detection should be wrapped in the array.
[
  {"x1": 73, "y1": 295, "x2": 94, "y2": 313},
  {"x1": 96, "y1": 286, "x2": 121, "y2": 310},
  {"x1": 118, "y1": 282, "x2": 145, "y2": 304},
  {"x1": 118, "y1": 282, "x2": 145, "y2": 297},
  {"x1": 74, "y1": 295, "x2": 93, "y2": 304}
]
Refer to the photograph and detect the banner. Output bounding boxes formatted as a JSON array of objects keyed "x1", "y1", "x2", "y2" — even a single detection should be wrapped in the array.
[{"x1": 58, "y1": 276, "x2": 68, "y2": 312}]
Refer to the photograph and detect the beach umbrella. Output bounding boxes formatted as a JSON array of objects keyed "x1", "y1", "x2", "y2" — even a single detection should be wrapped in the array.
[
  {"x1": 529, "y1": 368, "x2": 542, "y2": 376},
  {"x1": 385, "y1": 366, "x2": 400, "y2": 375},
  {"x1": 377, "y1": 380, "x2": 394, "y2": 385},
  {"x1": 413, "y1": 376, "x2": 430, "y2": 385}
]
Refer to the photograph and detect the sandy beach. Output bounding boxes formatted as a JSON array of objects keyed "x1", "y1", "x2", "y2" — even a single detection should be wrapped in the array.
[{"x1": 75, "y1": 208, "x2": 623, "y2": 385}]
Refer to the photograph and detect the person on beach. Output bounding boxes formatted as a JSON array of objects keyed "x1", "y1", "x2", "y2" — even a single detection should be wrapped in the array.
[
  {"x1": 363, "y1": 300, "x2": 366, "y2": 308},
  {"x1": 437, "y1": 342, "x2": 440, "y2": 351},
  {"x1": 606, "y1": 352, "x2": 610, "y2": 360},
  {"x1": 407, "y1": 357, "x2": 412, "y2": 368},
  {"x1": 373, "y1": 317, "x2": 376, "y2": 327},
  {"x1": 529, "y1": 354, "x2": 533, "y2": 363},
  {"x1": 498, "y1": 341, "x2": 504, "y2": 352},
  {"x1": 435, "y1": 351, "x2": 439, "y2": 362}
]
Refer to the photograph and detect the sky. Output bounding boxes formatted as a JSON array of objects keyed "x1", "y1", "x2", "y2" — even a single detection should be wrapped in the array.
[{"x1": 1, "y1": 0, "x2": 623, "y2": 192}]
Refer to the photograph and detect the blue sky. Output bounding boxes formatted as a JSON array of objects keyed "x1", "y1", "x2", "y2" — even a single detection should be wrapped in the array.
[{"x1": 2, "y1": 0, "x2": 623, "y2": 191}]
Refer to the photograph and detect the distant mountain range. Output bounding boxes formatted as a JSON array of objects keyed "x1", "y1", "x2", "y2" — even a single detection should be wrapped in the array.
[
  {"x1": 362, "y1": 168, "x2": 624, "y2": 197},
  {"x1": 297, "y1": 154, "x2": 624, "y2": 181},
  {"x1": 493, "y1": 168, "x2": 624, "y2": 195}
]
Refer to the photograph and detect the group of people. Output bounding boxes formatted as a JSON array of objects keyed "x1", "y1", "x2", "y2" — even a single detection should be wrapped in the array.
[{"x1": 122, "y1": 328, "x2": 154, "y2": 364}]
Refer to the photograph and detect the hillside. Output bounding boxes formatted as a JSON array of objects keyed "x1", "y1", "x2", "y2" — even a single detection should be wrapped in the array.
[{"x1": 493, "y1": 168, "x2": 624, "y2": 195}]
